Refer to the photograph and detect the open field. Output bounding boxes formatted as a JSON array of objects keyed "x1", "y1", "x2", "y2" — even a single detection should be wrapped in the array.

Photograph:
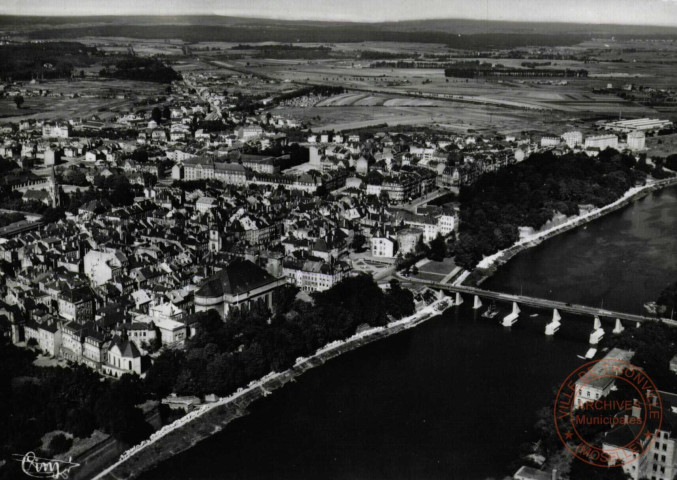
[
  {"x1": 198, "y1": 37, "x2": 677, "y2": 120},
  {"x1": 13, "y1": 34, "x2": 668, "y2": 132},
  {"x1": 0, "y1": 78, "x2": 166, "y2": 123},
  {"x1": 647, "y1": 133, "x2": 677, "y2": 158},
  {"x1": 315, "y1": 93, "x2": 449, "y2": 107},
  {"x1": 4, "y1": 31, "x2": 677, "y2": 133},
  {"x1": 67, "y1": 36, "x2": 188, "y2": 56},
  {"x1": 277, "y1": 103, "x2": 562, "y2": 133},
  {"x1": 237, "y1": 58, "x2": 659, "y2": 116}
]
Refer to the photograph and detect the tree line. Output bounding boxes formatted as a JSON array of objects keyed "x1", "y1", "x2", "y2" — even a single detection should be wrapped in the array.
[
  {"x1": 144, "y1": 276, "x2": 414, "y2": 398},
  {"x1": 453, "y1": 149, "x2": 647, "y2": 270},
  {"x1": 0, "y1": 341, "x2": 154, "y2": 480},
  {"x1": 100, "y1": 57, "x2": 181, "y2": 84}
]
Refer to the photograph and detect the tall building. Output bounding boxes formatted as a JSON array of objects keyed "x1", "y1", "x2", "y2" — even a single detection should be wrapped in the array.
[
  {"x1": 562, "y1": 131, "x2": 583, "y2": 148},
  {"x1": 628, "y1": 131, "x2": 646, "y2": 151},
  {"x1": 603, "y1": 390, "x2": 677, "y2": 480},
  {"x1": 309, "y1": 146, "x2": 323, "y2": 167}
]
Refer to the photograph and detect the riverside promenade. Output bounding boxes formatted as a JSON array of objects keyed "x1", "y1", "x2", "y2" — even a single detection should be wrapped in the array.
[
  {"x1": 93, "y1": 298, "x2": 448, "y2": 480},
  {"x1": 474, "y1": 177, "x2": 677, "y2": 281}
]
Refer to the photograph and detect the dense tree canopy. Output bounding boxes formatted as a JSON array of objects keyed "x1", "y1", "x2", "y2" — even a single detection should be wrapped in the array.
[
  {"x1": 93, "y1": 174, "x2": 135, "y2": 206},
  {"x1": 100, "y1": 57, "x2": 180, "y2": 84},
  {"x1": 657, "y1": 281, "x2": 677, "y2": 316},
  {"x1": 143, "y1": 275, "x2": 414, "y2": 399},
  {"x1": 454, "y1": 149, "x2": 647, "y2": 269},
  {"x1": 0, "y1": 340, "x2": 152, "y2": 480}
]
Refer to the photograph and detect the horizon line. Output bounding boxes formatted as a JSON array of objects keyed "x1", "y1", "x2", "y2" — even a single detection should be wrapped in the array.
[{"x1": 1, "y1": 12, "x2": 677, "y2": 29}]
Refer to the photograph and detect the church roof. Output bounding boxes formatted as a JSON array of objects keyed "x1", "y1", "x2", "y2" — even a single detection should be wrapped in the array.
[
  {"x1": 110, "y1": 337, "x2": 141, "y2": 358},
  {"x1": 195, "y1": 259, "x2": 277, "y2": 299}
]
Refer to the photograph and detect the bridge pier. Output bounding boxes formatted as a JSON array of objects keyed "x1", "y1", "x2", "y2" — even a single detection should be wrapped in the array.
[{"x1": 418, "y1": 282, "x2": 660, "y2": 327}]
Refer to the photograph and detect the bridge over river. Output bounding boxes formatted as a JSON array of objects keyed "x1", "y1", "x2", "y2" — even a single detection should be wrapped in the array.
[{"x1": 407, "y1": 279, "x2": 677, "y2": 327}]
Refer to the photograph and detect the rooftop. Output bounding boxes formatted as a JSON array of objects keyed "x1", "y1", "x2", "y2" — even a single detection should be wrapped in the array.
[{"x1": 196, "y1": 259, "x2": 277, "y2": 299}]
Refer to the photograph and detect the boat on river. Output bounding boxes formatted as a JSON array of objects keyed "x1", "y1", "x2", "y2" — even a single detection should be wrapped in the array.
[
  {"x1": 482, "y1": 302, "x2": 499, "y2": 319},
  {"x1": 435, "y1": 298, "x2": 452, "y2": 312},
  {"x1": 577, "y1": 348, "x2": 597, "y2": 360}
]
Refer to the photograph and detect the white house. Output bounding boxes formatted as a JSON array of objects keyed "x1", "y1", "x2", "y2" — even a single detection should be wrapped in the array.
[
  {"x1": 195, "y1": 196, "x2": 217, "y2": 213},
  {"x1": 371, "y1": 237, "x2": 396, "y2": 258},
  {"x1": 104, "y1": 339, "x2": 143, "y2": 377}
]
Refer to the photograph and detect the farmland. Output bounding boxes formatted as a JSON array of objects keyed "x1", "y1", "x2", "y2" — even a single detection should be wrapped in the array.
[
  {"x1": 0, "y1": 78, "x2": 166, "y2": 123},
  {"x1": 4, "y1": 18, "x2": 677, "y2": 134},
  {"x1": 275, "y1": 103, "x2": 556, "y2": 134}
]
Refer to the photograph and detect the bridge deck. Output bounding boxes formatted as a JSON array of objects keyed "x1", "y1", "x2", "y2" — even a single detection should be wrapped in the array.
[{"x1": 416, "y1": 281, "x2": 676, "y2": 326}]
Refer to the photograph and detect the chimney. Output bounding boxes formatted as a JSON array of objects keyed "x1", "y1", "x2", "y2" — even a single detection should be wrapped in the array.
[{"x1": 552, "y1": 467, "x2": 558, "y2": 480}]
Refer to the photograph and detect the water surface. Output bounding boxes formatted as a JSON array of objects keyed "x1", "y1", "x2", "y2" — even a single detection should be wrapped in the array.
[{"x1": 140, "y1": 187, "x2": 677, "y2": 480}]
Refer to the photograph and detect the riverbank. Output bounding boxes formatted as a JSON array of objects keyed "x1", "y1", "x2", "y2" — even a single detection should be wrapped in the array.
[
  {"x1": 470, "y1": 176, "x2": 677, "y2": 286},
  {"x1": 93, "y1": 296, "x2": 450, "y2": 480}
]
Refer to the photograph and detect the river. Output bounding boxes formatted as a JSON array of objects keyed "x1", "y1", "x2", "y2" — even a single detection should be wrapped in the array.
[
  {"x1": 140, "y1": 186, "x2": 677, "y2": 480},
  {"x1": 484, "y1": 186, "x2": 677, "y2": 315}
]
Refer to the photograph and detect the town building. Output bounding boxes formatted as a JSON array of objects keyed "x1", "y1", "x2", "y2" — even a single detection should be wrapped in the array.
[
  {"x1": 585, "y1": 134, "x2": 619, "y2": 151},
  {"x1": 57, "y1": 287, "x2": 95, "y2": 323},
  {"x1": 603, "y1": 390, "x2": 677, "y2": 480},
  {"x1": 195, "y1": 197, "x2": 217, "y2": 213},
  {"x1": 573, "y1": 348, "x2": 635, "y2": 407},
  {"x1": 103, "y1": 338, "x2": 143, "y2": 377},
  {"x1": 24, "y1": 320, "x2": 61, "y2": 356},
  {"x1": 371, "y1": 237, "x2": 396, "y2": 258},
  {"x1": 540, "y1": 136, "x2": 560, "y2": 148},
  {"x1": 282, "y1": 257, "x2": 352, "y2": 292},
  {"x1": 628, "y1": 131, "x2": 647, "y2": 151},
  {"x1": 42, "y1": 123, "x2": 71, "y2": 138},
  {"x1": 195, "y1": 259, "x2": 286, "y2": 319},
  {"x1": 562, "y1": 131, "x2": 583, "y2": 148}
]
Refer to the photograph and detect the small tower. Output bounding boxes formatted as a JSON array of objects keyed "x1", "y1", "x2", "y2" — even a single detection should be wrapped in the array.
[{"x1": 209, "y1": 222, "x2": 222, "y2": 253}]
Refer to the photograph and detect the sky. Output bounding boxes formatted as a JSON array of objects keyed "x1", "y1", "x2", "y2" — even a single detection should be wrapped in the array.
[{"x1": 2, "y1": 0, "x2": 677, "y2": 27}]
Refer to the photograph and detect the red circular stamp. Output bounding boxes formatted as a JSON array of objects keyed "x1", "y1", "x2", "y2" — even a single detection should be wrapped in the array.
[{"x1": 553, "y1": 358, "x2": 663, "y2": 468}]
